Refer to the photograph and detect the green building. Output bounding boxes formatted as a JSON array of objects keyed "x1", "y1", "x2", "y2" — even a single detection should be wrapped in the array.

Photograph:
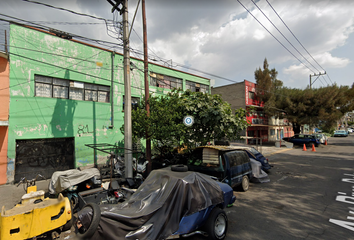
[{"x1": 3, "y1": 24, "x2": 210, "y2": 183}]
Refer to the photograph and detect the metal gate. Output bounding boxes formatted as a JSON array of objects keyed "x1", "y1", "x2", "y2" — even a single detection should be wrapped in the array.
[{"x1": 15, "y1": 137, "x2": 75, "y2": 183}]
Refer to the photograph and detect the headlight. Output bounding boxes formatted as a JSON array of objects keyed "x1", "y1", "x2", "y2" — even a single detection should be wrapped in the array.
[{"x1": 264, "y1": 159, "x2": 268, "y2": 163}]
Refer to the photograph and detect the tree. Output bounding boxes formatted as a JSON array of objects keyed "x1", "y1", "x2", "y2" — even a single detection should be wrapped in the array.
[
  {"x1": 254, "y1": 58, "x2": 283, "y2": 117},
  {"x1": 121, "y1": 90, "x2": 249, "y2": 155},
  {"x1": 254, "y1": 59, "x2": 354, "y2": 134}
]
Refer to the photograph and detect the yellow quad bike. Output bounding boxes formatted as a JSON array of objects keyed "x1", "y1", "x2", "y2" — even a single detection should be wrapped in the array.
[{"x1": 0, "y1": 174, "x2": 73, "y2": 240}]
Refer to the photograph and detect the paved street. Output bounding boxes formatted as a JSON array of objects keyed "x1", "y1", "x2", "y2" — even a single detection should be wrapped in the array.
[{"x1": 223, "y1": 134, "x2": 354, "y2": 240}]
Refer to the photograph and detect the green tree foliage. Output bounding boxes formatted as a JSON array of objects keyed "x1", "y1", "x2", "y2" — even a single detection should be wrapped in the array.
[
  {"x1": 254, "y1": 58, "x2": 354, "y2": 133},
  {"x1": 254, "y1": 58, "x2": 283, "y2": 117},
  {"x1": 121, "y1": 90, "x2": 249, "y2": 155}
]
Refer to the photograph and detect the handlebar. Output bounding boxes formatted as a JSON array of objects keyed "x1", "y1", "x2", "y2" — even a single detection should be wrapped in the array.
[{"x1": 16, "y1": 174, "x2": 46, "y2": 189}]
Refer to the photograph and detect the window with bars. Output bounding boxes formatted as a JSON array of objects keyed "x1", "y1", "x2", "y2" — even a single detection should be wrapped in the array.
[
  {"x1": 150, "y1": 73, "x2": 183, "y2": 90},
  {"x1": 185, "y1": 80, "x2": 208, "y2": 93},
  {"x1": 34, "y1": 75, "x2": 110, "y2": 103}
]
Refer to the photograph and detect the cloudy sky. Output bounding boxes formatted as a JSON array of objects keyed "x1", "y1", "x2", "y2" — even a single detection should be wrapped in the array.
[{"x1": 1, "y1": 0, "x2": 354, "y2": 89}]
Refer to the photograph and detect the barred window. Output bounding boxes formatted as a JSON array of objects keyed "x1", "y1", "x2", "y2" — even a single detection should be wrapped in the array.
[
  {"x1": 186, "y1": 80, "x2": 208, "y2": 93},
  {"x1": 150, "y1": 73, "x2": 182, "y2": 89},
  {"x1": 34, "y1": 75, "x2": 110, "y2": 103}
]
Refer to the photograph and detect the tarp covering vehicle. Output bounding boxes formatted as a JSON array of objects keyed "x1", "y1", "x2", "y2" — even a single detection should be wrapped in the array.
[
  {"x1": 77, "y1": 168, "x2": 234, "y2": 240},
  {"x1": 48, "y1": 168, "x2": 100, "y2": 195}
]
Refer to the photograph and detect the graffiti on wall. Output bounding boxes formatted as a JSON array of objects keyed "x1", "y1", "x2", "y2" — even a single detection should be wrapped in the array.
[{"x1": 77, "y1": 124, "x2": 93, "y2": 135}]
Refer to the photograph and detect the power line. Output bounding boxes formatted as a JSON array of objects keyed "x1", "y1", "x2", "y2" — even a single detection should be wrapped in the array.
[
  {"x1": 0, "y1": 15, "x2": 123, "y2": 50},
  {"x1": 21, "y1": 0, "x2": 109, "y2": 22},
  {"x1": 251, "y1": 0, "x2": 321, "y2": 74},
  {"x1": 265, "y1": 0, "x2": 333, "y2": 85},
  {"x1": 237, "y1": 0, "x2": 317, "y2": 75}
]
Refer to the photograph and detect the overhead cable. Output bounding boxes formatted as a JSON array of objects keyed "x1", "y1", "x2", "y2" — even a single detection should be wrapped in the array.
[
  {"x1": 251, "y1": 0, "x2": 321, "y2": 74},
  {"x1": 237, "y1": 0, "x2": 317, "y2": 75},
  {"x1": 265, "y1": 0, "x2": 333, "y2": 85}
]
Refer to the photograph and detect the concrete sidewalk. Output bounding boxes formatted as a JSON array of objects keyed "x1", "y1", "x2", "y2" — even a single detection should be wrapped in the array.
[{"x1": 229, "y1": 141, "x2": 293, "y2": 157}]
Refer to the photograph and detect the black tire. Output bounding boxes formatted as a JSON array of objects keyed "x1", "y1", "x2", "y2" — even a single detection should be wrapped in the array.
[
  {"x1": 76, "y1": 203, "x2": 101, "y2": 239},
  {"x1": 202, "y1": 207, "x2": 228, "y2": 240},
  {"x1": 171, "y1": 164, "x2": 188, "y2": 172},
  {"x1": 241, "y1": 175, "x2": 249, "y2": 192}
]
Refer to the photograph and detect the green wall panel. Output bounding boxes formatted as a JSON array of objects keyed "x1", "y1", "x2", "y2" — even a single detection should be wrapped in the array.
[{"x1": 7, "y1": 24, "x2": 210, "y2": 180}]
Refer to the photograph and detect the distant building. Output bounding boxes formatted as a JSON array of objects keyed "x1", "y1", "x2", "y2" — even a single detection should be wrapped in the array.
[
  {"x1": 0, "y1": 24, "x2": 210, "y2": 184},
  {"x1": 211, "y1": 80, "x2": 293, "y2": 144},
  {"x1": 0, "y1": 51, "x2": 9, "y2": 185}
]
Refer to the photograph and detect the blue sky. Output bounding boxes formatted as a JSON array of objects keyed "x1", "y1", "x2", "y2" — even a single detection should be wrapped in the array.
[{"x1": 1, "y1": 0, "x2": 354, "y2": 90}]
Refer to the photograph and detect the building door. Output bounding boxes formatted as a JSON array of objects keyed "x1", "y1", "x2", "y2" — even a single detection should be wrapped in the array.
[{"x1": 15, "y1": 137, "x2": 75, "y2": 183}]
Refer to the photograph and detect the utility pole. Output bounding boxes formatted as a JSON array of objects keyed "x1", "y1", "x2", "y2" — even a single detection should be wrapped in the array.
[
  {"x1": 309, "y1": 72, "x2": 326, "y2": 89},
  {"x1": 142, "y1": 0, "x2": 151, "y2": 173},
  {"x1": 108, "y1": 0, "x2": 133, "y2": 178}
]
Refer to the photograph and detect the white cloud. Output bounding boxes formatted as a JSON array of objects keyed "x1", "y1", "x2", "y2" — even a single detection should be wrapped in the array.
[{"x1": 2, "y1": 0, "x2": 354, "y2": 89}]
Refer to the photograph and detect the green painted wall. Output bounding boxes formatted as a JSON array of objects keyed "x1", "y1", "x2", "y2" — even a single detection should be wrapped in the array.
[{"x1": 7, "y1": 24, "x2": 209, "y2": 182}]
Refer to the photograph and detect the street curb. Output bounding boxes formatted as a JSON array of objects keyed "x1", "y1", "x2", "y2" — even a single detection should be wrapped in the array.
[{"x1": 263, "y1": 148, "x2": 293, "y2": 157}]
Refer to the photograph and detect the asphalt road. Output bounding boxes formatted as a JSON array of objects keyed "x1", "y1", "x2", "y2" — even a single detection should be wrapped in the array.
[{"x1": 219, "y1": 134, "x2": 354, "y2": 240}]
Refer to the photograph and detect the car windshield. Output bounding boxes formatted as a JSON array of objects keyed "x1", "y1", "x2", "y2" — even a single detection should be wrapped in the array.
[
  {"x1": 336, "y1": 130, "x2": 346, "y2": 133},
  {"x1": 248, "y1": 147, "x2": 260, "y2": 155}
]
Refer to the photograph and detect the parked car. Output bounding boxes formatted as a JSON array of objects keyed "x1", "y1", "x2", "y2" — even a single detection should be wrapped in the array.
[
  {"x1": 181, "y1": 146, "x2": 253, "y2": 191},
  {"x1": 347, "y1": 128, "x2": 353, "y2": 134},
  {"x1": 313, "y1": 133, "x2": 328, "y2": 144},
  {"x1": 333, "y1": 130, "x2": 348, "y2": 137},
  {"x1": 75, "y1": 168, "x2": 236, "y2": 240},
  {"x1": 282, "y1": 134, "x2": 320, "y2": 147},
  {"x1": 242, "y1": 147, "x2": 272, "y2": 172}
]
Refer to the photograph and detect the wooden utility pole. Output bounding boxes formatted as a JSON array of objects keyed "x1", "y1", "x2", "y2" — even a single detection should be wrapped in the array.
[{"x1": 142, "y1": 0, "x2": 151, "y2": 173}]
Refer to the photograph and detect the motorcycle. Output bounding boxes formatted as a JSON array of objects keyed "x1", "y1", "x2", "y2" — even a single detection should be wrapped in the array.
[{"x1": 48, "y1": 168, "x2": 102, "y2": 211}]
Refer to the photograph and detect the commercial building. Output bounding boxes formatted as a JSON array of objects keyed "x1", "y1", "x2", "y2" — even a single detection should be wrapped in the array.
[{"x1": 0, "y1": 24, "x2": 210, "y2": 184}]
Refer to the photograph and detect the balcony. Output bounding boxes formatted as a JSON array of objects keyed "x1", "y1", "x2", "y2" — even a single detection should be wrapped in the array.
[{"x1": 268, "y1": 117, "x2": 291, "y2": 126}]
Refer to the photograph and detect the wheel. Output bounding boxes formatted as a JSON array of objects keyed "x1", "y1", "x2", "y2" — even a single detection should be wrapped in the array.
[
  {"x1": 76, "y1": 203, "x2": 101, "y2": 239},
  {"x1": 202, "y1": 207, "x2": 228, "y2": 240},
  {"x1": 241, "y1": 175, "x2": 249, "y2": 192},
  {"x1": 171, "y1": 164, "x2": 188, "y2": 172}
]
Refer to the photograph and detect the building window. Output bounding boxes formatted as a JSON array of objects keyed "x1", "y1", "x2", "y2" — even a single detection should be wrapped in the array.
[
  {"x1": 150, "y1": 73, "x2": 182, "y2": 89},
  {"x1": 249, "y1": 91, "x2": 255, "y2": 100},
  {"x1": 186, "y1": 80, "x2": 208, "y2": 93},
  {"x1": 123, "y1": 96, "x2": 140, "y2": 111},
  {"x1": 270, "y1": 129, "x2": 275, "y2": 136},
  {"x1": 34, "y1": 75, "x2": 110, "y2": 103}
]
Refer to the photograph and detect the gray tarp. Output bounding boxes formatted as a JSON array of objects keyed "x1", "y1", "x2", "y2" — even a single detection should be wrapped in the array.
[
  {"x1": 78, "y1": 168, "x2": 225, "y2": 240},
  {"x1": 48, "y1": 168, "x2": 100, "y2": 195}
]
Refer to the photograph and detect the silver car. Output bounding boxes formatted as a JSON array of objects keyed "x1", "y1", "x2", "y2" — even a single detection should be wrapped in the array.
[{"x1": 314, "y1": 133, "x2": 328, "y2": 144}]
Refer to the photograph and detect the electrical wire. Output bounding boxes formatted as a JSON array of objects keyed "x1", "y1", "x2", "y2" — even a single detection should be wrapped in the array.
[
  {"x1": 251, "y1": 0, "x2": 321, "y2": 74},
  {"x1": 21, "y1": 0, "x2": 109, "y2": 22},
  {"x1": 265, "y1": 0, "x2": 333, "y2": 85},
  {"x1": 237, "y1": 0, "x2": 317, "y2": 75}
]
